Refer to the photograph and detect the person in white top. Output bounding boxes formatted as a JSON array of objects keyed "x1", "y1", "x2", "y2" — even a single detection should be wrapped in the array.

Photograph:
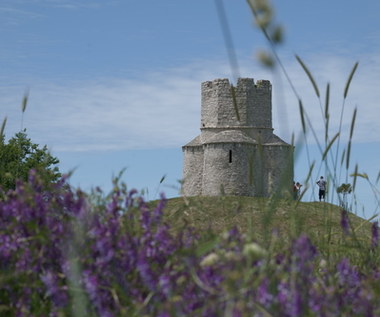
[{"x1": 316, "y1": 176, "x2": 327, "y2": 201}]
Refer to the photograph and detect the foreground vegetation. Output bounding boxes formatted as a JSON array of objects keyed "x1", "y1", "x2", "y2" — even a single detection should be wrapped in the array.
[{"x1": 1, "y1": 172, "x2": 379, "y2": 316}]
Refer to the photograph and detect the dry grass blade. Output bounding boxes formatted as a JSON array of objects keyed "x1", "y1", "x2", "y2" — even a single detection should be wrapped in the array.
[
  {"x1": 230, "y1": 85, "x2": 241, "y2": 121},
  {"x1": 298, "y1": 99, "x2": 306, "y2": 133},
  {"x1": 344, "y1": 62, "x2": 359, "y2": 99},
  {"x1": 350, "y1": 172, "x2": 368, "y2": 180},
  {"x1": 21, "y1": 91, "x2": 29, "y2": 113},
  {"x1": 324, "y1": 83, "x2": 330, "y2": 143},
  {"x1": 340, "y1": 148, "x2": 346, "y2": 166},
  {"x1": 349, "y1": 108, "x2": 357, "y2": 139},
  {"x1": 296, "y1": 55, "x2": 320, "y2": 98},
  {"x1": 159, "y1": 174, "x2": 166, "y2": 184},
  {"x1": 344, "y1": 108, "x2": 357, "y2": 171},
  {"x1": 324, "y1": 83, "x2": 330, "y2": 119},
  {"x1": 322, "y1": 132, "x2": 339, "y2": 160},
  {"x1": 352, "y1": 164, "x2": 359, "y2": 191},
  {"x1": 346, "y1": 141, "x2": 352, "y2": 170},
  {"x1": 0, "y1": 117, "x2": 7, "y2": 139},
  {"x1": 304, "y1": 161, "x2": 315, "y2": 184}
]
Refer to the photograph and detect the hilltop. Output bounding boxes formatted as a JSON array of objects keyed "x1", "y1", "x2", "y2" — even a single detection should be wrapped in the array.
[{"x1": 161, "y1": 196, "x2": 373, "y2": 252}]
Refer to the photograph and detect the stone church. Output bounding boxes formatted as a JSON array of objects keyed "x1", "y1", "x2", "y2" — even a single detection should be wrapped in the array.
[{"x1": 182, "y1": 77, "x2": 293, "y2": 197}]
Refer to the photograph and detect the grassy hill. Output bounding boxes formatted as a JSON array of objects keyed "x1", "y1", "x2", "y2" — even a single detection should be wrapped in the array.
[{"x1": 161, "y1": 196, "x2": 374, "y2": 258}]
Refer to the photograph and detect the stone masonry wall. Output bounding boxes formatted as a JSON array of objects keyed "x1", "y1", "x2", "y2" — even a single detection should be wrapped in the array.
[
  {"x1": 182, "y1": 146, "x2": 204, "y2": 196},
  {"x1": 202, "y1": 143, "x2": 255, "y2": 196}
]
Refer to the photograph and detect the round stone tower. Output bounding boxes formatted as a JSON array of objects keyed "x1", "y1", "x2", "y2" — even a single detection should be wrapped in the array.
[{"x1": 182, "y1": 77, "x2": 293, "y2": 197}]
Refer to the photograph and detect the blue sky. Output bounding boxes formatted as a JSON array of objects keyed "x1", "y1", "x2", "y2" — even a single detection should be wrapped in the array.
[{"x1": 1, "y1": 0, "x2": 380, "y2": 219}]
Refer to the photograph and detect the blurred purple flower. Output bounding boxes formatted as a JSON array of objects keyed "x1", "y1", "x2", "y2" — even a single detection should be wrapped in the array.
[
  {"x1": 153, "y1": 193, "x2": 167, "y2": 222},
  {"x1": 0, "y1": 234, "x2": 18, "y2": 258},
  {"x1": 158, "y1": 272, "x2": 172, "y2": 297},
  {"x1": 232, "y1": 307, "x2": 242, "y2": 317},
  {"x1": 137, "y1": 253, "x2": 157, "y2": 291},
  {"x1": 336, "y1": 257, "x2": 361, "y2": 306},
  {"x1": 40, "y1": 270, "x2": 68, "y2": 307},
  {"x1": 257, "y1": 278, "x2": 273, "y2": 307},
  {"x1": 82, "y1": 269, "x2": 99, "y2": 303},
  {"x1": 292, "y1": 234, "x2": 317, "y2": 270}
]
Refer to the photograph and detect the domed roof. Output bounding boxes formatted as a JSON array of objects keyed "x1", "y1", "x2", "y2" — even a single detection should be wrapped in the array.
[{"x1": 204, "y1": 130, "x2": 257, "y2": 145}]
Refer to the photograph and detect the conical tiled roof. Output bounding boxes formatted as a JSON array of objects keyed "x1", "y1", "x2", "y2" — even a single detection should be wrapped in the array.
[{"x1": 204, "y1": 130, "x2": 257, "y2": 145}]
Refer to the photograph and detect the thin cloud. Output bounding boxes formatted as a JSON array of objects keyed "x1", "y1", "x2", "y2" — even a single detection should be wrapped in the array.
[
  {"x1": 1, "y1": 53, "x2": 379, "y2": 153},
  {"x1": 0, "y1": 0, "x2": 116, "y2": 27}
]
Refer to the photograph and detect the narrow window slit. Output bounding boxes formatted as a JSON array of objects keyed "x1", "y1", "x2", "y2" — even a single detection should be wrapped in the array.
[{"x1": 229, "y1": 150, "x2": 232, "y2": 163}]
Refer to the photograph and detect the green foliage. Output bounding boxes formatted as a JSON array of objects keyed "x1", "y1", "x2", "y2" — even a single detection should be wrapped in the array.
[{"x1": 0, "y1": 130, "x2": 61, "y2": 192}]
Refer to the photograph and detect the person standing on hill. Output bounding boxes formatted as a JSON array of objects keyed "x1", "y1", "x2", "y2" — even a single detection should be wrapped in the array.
[
  {"x1": 316, "y1": 176, "x2": 327, "y2": 202},
  {"x1": 293, "y1": 181, "x2": 298, "y2": 200},
  {"x1": 296, "y1": 182, "x2": 302, "y2": 199}
]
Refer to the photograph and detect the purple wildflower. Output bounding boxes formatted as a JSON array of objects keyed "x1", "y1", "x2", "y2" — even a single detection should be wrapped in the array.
[
  {"x1": 158, "y1": 272, "x2": 172, "y2": 297},
  {"x1": 337, "y1": 258, "x2": 360, "y2": 284},
  {"x1": 82, "y1": 270, "x2": 99, "y2": 303},
  {"x1": 137, "y1": 252, "x2": 157, "y2": 291},
  {"x1": 153, "y1": 193, "x2": 167, "y2": 223},
  {"x1": 257, "y1": 278, "x2": 274, "y2": 308},
  {"x1": 40, "y1": 270, "x2": 68, "y2": 307},
  {"x1": 41, "y1": 271, "x2": 58, "y2": 296},
  {"x1": 232, "y1": 307, "x2": 242, "y2": 317},
  {"x1": 0, "y1": 234, "x2": 18, "y2": 258},
  {"x1": 292, "y1": 234, "x2": 317, "y2": 268}
]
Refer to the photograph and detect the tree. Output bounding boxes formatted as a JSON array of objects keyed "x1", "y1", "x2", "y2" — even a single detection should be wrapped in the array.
[{"x1": 0, "y1": 130, "x2": 61, "y2": 192}]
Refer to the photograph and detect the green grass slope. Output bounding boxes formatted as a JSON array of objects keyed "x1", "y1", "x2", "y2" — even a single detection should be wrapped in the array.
[{"x1": 161, "y1": 196, "x2": 373, "y2": 256}]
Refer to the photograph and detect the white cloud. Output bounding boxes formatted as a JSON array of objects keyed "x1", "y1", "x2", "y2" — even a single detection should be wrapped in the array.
[{"x1": 1, "y1": 52, "x2": 380, "y2": 153}]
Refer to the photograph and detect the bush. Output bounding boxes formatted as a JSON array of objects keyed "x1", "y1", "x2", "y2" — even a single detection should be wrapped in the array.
[{"x1": 0, "y1": 130, "x2": 61, "y2": 193}]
